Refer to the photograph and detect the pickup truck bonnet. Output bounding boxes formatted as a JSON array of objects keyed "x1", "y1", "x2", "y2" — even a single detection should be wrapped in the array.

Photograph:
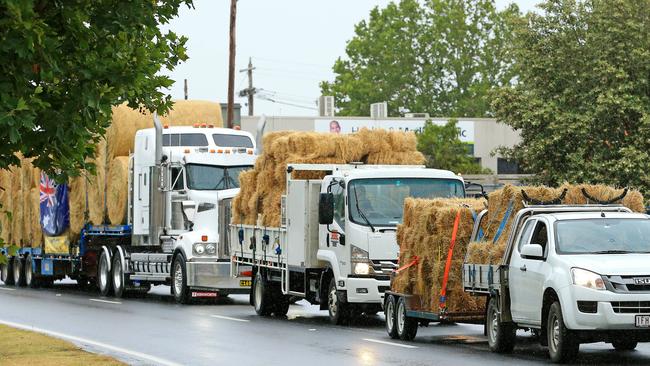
[{"x1": 565, "y1": 254, "x2": 650, "y2": 276}]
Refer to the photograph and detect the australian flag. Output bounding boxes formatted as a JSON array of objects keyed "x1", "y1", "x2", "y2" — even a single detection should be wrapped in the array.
[{"x1": 39, "y1": 172, "x2": 70, "y2": 236}]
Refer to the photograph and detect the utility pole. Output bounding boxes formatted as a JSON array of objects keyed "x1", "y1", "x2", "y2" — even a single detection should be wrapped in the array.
[
  {"x1": 184, "y1": 79, "x2": 188, "y2": 100},
  {"x1": 238, "y1": 57, "x2": 256, "y2": 116},
  {"x1": 226, "y1": 0, "x2": 237, "y2": 128}
]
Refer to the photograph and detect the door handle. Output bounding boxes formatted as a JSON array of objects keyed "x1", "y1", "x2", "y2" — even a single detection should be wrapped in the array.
[{"x1": 520, "y1": 265, "x2": 527, "y2": 272}]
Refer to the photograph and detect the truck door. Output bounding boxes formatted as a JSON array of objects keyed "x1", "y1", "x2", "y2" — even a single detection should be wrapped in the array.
[
  {"x1": 509, "y1": 219, "x2": 550, "y2": 325},
  {"x1": 320, "y1": 179, "x2": 348, "y2": 273}
]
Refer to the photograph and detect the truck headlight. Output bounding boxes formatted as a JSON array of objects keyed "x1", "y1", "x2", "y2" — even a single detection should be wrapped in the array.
[
  {"x1": 205, "y1": 243, "x2": 216, "y2": 255},
  {"x1": 193, "y1": 243, "x2": 206, "y2": 256},
  {"x1": 572, "y1": 268, "x2": 605, "y2": 290},
  {"x1": 354, "y1": 262, "x2": 371, "y2": 275},
  {"x1": 351, "y1": 245, "x2": 373, "y2": 275}
]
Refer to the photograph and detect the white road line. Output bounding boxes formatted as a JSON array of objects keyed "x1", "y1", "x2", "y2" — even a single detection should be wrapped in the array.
[
  {"x1": 0, "y1": 287, "x2": 16, "y2": 291},
  {"x1": 362, "y1": 338, "x2": 418, "y2": 349},
  {"x1": 210, "y1": 314, "x2": 250, "y2": 322},
  {"x1": 89, "y1": 298, "x2": 122, "y2": 305},
  {"x1": 0, "y1": 319, "x2": 181, "y2": 366}
]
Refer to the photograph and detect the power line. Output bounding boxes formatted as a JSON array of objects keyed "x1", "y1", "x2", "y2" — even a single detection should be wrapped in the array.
[{"x1": 257, "y1": 94, "x2": 318, "y2": 111}]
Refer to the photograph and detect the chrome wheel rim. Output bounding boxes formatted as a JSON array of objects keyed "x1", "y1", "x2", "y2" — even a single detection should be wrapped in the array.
[
  {"x1": 0, "y1": 264, "x2": 6, "y2": 282},
  {"x1": 550, "y1": 314, "x2": 560, "y2": 354},
  {"x1": 254, "y1": 276, "x2": 263, "y2": 310},
  {"x1": 113, "y1": 258, "x2": 122, "y2": 291},
  {"x1": 99, "y1": 255, "x2": 108, "y2": 291},
  {"x1": 397, "y1": 301, "x2": 405, "y2": 334},
  {"x1": 24, "y1": 257, "x2": 32, "y2": 285},
  {"x1": 173, "y1": 262, "x2": 183, "y2": 296},
  {"x1": 329, "y1": 287, "x2": 338, "y2": 318},
  {"x1": 386, "y1": 300, "x2": 394, "y2": 332},
  {"x1": 488, "y1": 305, "x2": 498, "y2": 344},
  {"x1": 13, "y1": 258, "x2": 20, "y2": 284}
]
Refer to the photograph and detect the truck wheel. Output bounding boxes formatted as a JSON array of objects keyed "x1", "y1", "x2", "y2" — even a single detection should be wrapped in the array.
[
  {"x1": 97, "y1": 250, "x2": 113, "y2": 296},
  {"x1": 328, "y1": 277, "x2": 349, "y2": 325},
  {"x1": 273, "y1": 294, "x2": 290, "y2": 317},
  {"x1": 253, "y1": 271, "x2": 272, "y2": 316},
  {"x1": 172, "y1": 254, "x2": 191, "y2": 304},
  {"x1": 612, "y1": 340, "x2": 637, "y2": 351},
  {"x1": 547, "y1": 301, "x2": 579, "y2": 363},
  {"x1": 385, "y1": 295, "x2": 399, "y2": 339},
  {"x1": 112, "y1": 254, "x2": 126, "y2": 298},
  {"x1": 1, "y1": 260, "x2": 14, "y2": 285},
  {"x1": 25, "y1": 255, "x2": 40, "y2": 289},
  {"x1": 486, "y1": 296, "x2": 516, "y2": 353},
  {"x1": 13, "y1": 256, "x2": 25, "y2": 287},
  {"x1": 396, "y1": 296, "x2": 418, "y2": 340}
]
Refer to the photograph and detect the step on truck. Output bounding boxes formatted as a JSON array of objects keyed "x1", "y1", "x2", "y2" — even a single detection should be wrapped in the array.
[
  {"x1": 464, "y1": 203, "x2": 650, "y2": 362},
  {"x1": 0, "y1": 114, "x2": 255, "y2": 303},
  {"x1": 231, "y1": 163, "x2": 466, "y2": 324}
]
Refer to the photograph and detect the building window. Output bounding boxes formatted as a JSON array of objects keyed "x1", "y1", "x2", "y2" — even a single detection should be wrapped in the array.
[{"x1": 497, "y1": 158, "x2": 520, "y2": 174}]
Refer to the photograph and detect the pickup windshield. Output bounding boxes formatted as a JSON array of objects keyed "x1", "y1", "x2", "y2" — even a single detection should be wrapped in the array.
[
  {"x1": 185, "y1": 164, "x2": 252, "y2": 190},
  {"x1": 555, "y1": 218, "x2": 650, "y2": 254},
  {"x1": 348, "y1": 178, "x2": 464, "y2": 227}
]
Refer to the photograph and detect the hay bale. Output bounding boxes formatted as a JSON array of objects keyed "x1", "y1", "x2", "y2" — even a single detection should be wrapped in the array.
[
  {"x1": 106, "y1": 157, "x2": 130, "y2": 225},
  {"x1": 87, "y1": 139, "x2": 107, "y2": 225},
  {"x1": 68, "y1": 176, "x2": 87, "y2": 237},
  {"x1": 29, "y1": 188, "x2": 43, "y2": 248}
]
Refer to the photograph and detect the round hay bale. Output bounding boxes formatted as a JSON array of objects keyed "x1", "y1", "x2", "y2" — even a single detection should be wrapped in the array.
[
  {"x1": 68, "y1": 176, "x2": 87, "y2": 236},
  {"x1": 106, "y1": 157, "x2": 130, "y2": 225}
]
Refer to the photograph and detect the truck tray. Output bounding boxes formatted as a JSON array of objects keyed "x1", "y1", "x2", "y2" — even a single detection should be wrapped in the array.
[
  {"x1": 463, "y1": 263, "x2": 502, "y2": 294},
  {"x1": 385, "y1": 291, "x2": 485, "y2": 324}
]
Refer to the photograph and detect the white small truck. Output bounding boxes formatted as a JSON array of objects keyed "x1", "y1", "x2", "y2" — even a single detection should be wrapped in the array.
[{"x1": 231, "y1": 163, "x2": 465, "y2": 324}]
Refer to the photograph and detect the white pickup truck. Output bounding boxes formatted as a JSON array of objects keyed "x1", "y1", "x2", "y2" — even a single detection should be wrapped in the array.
[{"x1": 464, "y1": 204, "x2": 650, "y2": 363}]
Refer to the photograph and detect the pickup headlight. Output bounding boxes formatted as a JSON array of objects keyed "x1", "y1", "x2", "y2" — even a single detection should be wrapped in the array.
[
  {"x1": 572, "y1": 268, "x2": 605, "y2": 290},
  {"x1": 351, "y1": 245, "x2": 373, "y2": 275},
  {"x1": 193, "y1": 242, "x2": 217, "y2": 256}
]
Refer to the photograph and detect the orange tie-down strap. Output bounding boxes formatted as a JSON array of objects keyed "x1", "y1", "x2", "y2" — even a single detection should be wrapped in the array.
[
  {"x1": 395, "y1": 256, "x2": 419, "y2": 274},
  {"x1": 439, "y1": 210, "x2": 461, "y2": 310}
]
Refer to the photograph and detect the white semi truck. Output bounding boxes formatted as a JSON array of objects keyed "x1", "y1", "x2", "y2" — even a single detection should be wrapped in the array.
[
  {"x1": 1, "y1": 115, "x2": 255, "y2": 304},
  {"x1": 231, "y1": 163, "x2": 465, "y2": 324}
]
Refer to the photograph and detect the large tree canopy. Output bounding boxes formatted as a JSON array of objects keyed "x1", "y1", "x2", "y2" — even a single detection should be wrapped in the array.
[
  {"x1": 320, "y1": 0, "x2": 519, "y2": 118},
  {"x1": 0, "y1": 0, "x2": 191, "y2": 178},
  {"x1": 492, "y1": 0, "x2": 650, "y2": 193},
  {"x1": 417, "y1": 120, "x2": 487, "y2": 174}
]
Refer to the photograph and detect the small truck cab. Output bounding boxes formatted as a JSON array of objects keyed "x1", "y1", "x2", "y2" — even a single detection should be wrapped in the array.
[{"x1": 464, "y1": 204, "x2": 650, "y2": 362}]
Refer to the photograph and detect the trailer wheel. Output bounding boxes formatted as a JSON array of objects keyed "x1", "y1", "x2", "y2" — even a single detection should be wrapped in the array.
[
  {"x1": 97, "y1": 250, "x2": 113, "y2": 296},
  {"x1": 112, "y1": 254, "x2": 126, "y2": 298},
  {"x1": 612, "y1": 340, "x2": 637, "y2": 351},
  {"x1": 172, "y1": 254, "x2": 191, "y2": 304},
  {"x1": 547, "y1": 301, "x2": 578, "y2": 363},
  {"x1": 273, "y1": 294, "x2": 290, "y2": 317},
  {"x1": 328, "y1": 277, "x2": 349, "y2": 325},
  {"x1": 1, "y1": 260, "x2": 13, "y2": 285},
  {"x1": 253, "y1": 271, "x2": 272, "y2": 316},
  {"x1": 486, "y1": 296, "x2": 516, "y2": 353},
  {"x1": 396, "y1": 296, "x2": 417, "y2": 340},
  {"x1": 25, "y1": 255, "x2": 40, "y2": 289},
  {"x1": 13, "y1": 256, "x2": 25, "y2": 287},
  {"x1": 385, "y1": 295, "x2": 399, "y2": 339}
]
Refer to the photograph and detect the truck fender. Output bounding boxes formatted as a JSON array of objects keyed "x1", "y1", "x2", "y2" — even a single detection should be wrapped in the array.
[
  {"x1": 115, "y1": 245, "x2": 127, "y2": 274},
  {"x1": 100, "y1": 246, "x2": 112, "y2": 272},
  {"x1": 317, "y1": 250, "x2": 343, "y2": 287},
  {"x1": 172, "y1": 247, "x2": 188, "y2": 265}
]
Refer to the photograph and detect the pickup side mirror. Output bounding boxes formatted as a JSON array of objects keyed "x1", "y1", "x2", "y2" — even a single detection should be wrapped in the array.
[
  {"x1": 521, "y1": 243, "x2": 544, "y2": 259},
  {"x1": 182, "y1": 200, "x2": 197, "y2": 224},
  {"x1": 319, "y1": 193, "x2": 334, "y2": 225}
]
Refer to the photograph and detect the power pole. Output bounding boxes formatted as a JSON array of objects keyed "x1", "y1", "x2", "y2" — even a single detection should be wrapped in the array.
[
  {"x1": 226, "y1": 0, "x2": 237, "y2": 128},
  {"x1": 184, "y1": 79, "x2": 188, "y2": 100},
  {"x1": 239, "y1": 57, "x2": 256, "y2": 116}
]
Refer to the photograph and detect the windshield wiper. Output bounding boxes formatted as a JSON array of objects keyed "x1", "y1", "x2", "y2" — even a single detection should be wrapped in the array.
[
  {"x1": 591, "y1": 250, "x2": 634, "y2": 254},
  {"x1": 352, "y1": 185, "x2": 375, "y2": 232}
]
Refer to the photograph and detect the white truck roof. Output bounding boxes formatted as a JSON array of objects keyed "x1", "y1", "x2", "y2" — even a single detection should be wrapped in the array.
[
  {"x1": 540, "y1": 211, "x2": 649, "y2": 221},
  {"x1": 286, "y1": 163, "x2": 463, "y2": 181}
]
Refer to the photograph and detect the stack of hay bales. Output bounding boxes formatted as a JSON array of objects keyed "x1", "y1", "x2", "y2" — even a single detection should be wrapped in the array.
[
  {"x1": 231, "y1": 129, "x2": 426, "y2": 227},
  {"x1": 466, "y1": 184, "x2": 646, "y2": 264},
  {"x1": 393, "y1": 198, "x2": 487, "y2": 313},
  {"x1": 0, "y1": 100, "x2": 223, "y2": 247}
]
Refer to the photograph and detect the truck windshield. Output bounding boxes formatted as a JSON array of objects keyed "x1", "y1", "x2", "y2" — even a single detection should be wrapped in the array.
[
  {"x1": 555, "y1": 218, "x2": 650, "y2": 254},
  {"x1": 348, "y1": 178, "x2": 464, "y2": 227},
  {"x1": 185, "y1": 164, "x2": 252, "y2": 190}
]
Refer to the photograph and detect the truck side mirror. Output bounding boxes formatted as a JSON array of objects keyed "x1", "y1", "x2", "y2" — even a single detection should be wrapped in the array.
[
  {"x1": 319, "y1": 193, "x2": 334, "y2": 225},
  {"x1": 521, "y1": 243, "x2": 544, "y2": 259},
  {"x1": 182, "y1": 200, "x2": 197, "y2": 224}
]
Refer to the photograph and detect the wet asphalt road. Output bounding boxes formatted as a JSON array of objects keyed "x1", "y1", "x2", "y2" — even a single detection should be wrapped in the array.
[{"x1": 1, "y1": 282, "x2": 650, "y2": 365}]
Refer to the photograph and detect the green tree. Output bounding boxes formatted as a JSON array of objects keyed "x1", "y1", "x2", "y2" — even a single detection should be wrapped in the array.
[
  {"x1": 320, "y1": 0, "x2": 519, "y2": 118},
  {"x1": 492, "y1": 0, "x2": 650, "y2": 193},
  {"x1": 0, "y1": 0, "x2": 191, "y2": 179},
  {"x1": 417, "y1": 120, "x2": 487, "y2": 174}
]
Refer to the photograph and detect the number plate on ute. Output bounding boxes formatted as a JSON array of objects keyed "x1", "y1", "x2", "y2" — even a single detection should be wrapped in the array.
[
  {"x1": 635, "y1": 315, "x2": 650, "y2": 327},
  {"x1": 240, "y1": 280, "x2": 252, "y2": 287}
]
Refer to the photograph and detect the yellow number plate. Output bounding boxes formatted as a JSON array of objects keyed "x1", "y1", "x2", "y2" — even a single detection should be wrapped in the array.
[{"x1": 240, "y1": 280, "x2": 252, "y2": 287}]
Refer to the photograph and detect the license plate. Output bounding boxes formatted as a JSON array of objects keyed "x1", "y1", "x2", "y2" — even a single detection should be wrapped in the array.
[
  {"x1": 635, "y1": 315, "x2": 650, "y2": 327},
  {"x1": 240, "y1": 280, "x2": 252, "y2": 287},
  {"x1": 191, "y1": 291, "x2": 217, "y2": 298}
]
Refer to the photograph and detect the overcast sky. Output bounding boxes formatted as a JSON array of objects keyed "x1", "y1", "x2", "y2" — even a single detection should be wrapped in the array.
[{"x1": 163, "y1": 0, "x2": 540, "y2": 117}]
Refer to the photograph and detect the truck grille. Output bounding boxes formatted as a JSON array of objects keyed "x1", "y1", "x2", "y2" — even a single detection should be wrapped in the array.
[
  {"x1": 605, "y1": 275, "x2": 650, "y2": 293},
  {"x1": 371, "y1": 260, "x2": 397, "y2": 281},
  {"x1": 611, "y1": 301, "x2": 650, "y2": 314}
]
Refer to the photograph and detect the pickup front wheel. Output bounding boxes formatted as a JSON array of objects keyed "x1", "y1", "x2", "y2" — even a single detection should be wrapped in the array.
[
  {"x1": 547, "y1": 301, "x2": 579, "y2": 363},
  {"x1": 612, "y1": 340, "x2": 637, "y2": 351},
  {"x1": 486, "y1": 296, "x2": 515, "y2": 353}
]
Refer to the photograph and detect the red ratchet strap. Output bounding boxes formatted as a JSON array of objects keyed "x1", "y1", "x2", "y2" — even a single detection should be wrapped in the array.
[
  {"x1": 395, "y1": 256, "x2": 419, "y2": 274},
  {"x1": 439, "y1": 210, "x2": 461, "y2": 310}
]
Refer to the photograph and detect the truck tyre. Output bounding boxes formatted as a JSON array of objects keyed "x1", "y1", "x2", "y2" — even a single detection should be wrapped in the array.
[
  {"x1": 612, "y1": 340, "x2": 637, "y2": 351},
  {"x1": 486, "y1": 296, "x2": 516, "y2": 353},
  {"x1": 25, "y1": 255, "x2": 39, "y2": 289},
  {"x1": 328, "y1": 277, "x2": 349, "y2": 325},
  {"x1": 396, "y1": 296, "x2": 418, "y2": 340},
  {"x1": 273, "y1": 293, "x2": 290, "y2": 317},
  {"x1": 112, "y1": 254, "x2": 126, "y2": 298},
  {"x1": 1, "y1": 260, "x2": 13, "y2": 285},
  {"x1": 253, "y1": 271, "x2": 272, "y2": 316},
  {"x1": 98, "y1": 250, "x2": 113, "y2": 297},
  {"x1": 385, "y1": 294, "x2": 399, "y2": 339},
  {"x1": 172, "y1": 254, "x2": 191, "y2": 304},
  {"x1": 547, "y1": 301, "x2": 579, "y2": 363},
  {"x1": 13, "y1": 256, "x2": 25, "y2": 287}
]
